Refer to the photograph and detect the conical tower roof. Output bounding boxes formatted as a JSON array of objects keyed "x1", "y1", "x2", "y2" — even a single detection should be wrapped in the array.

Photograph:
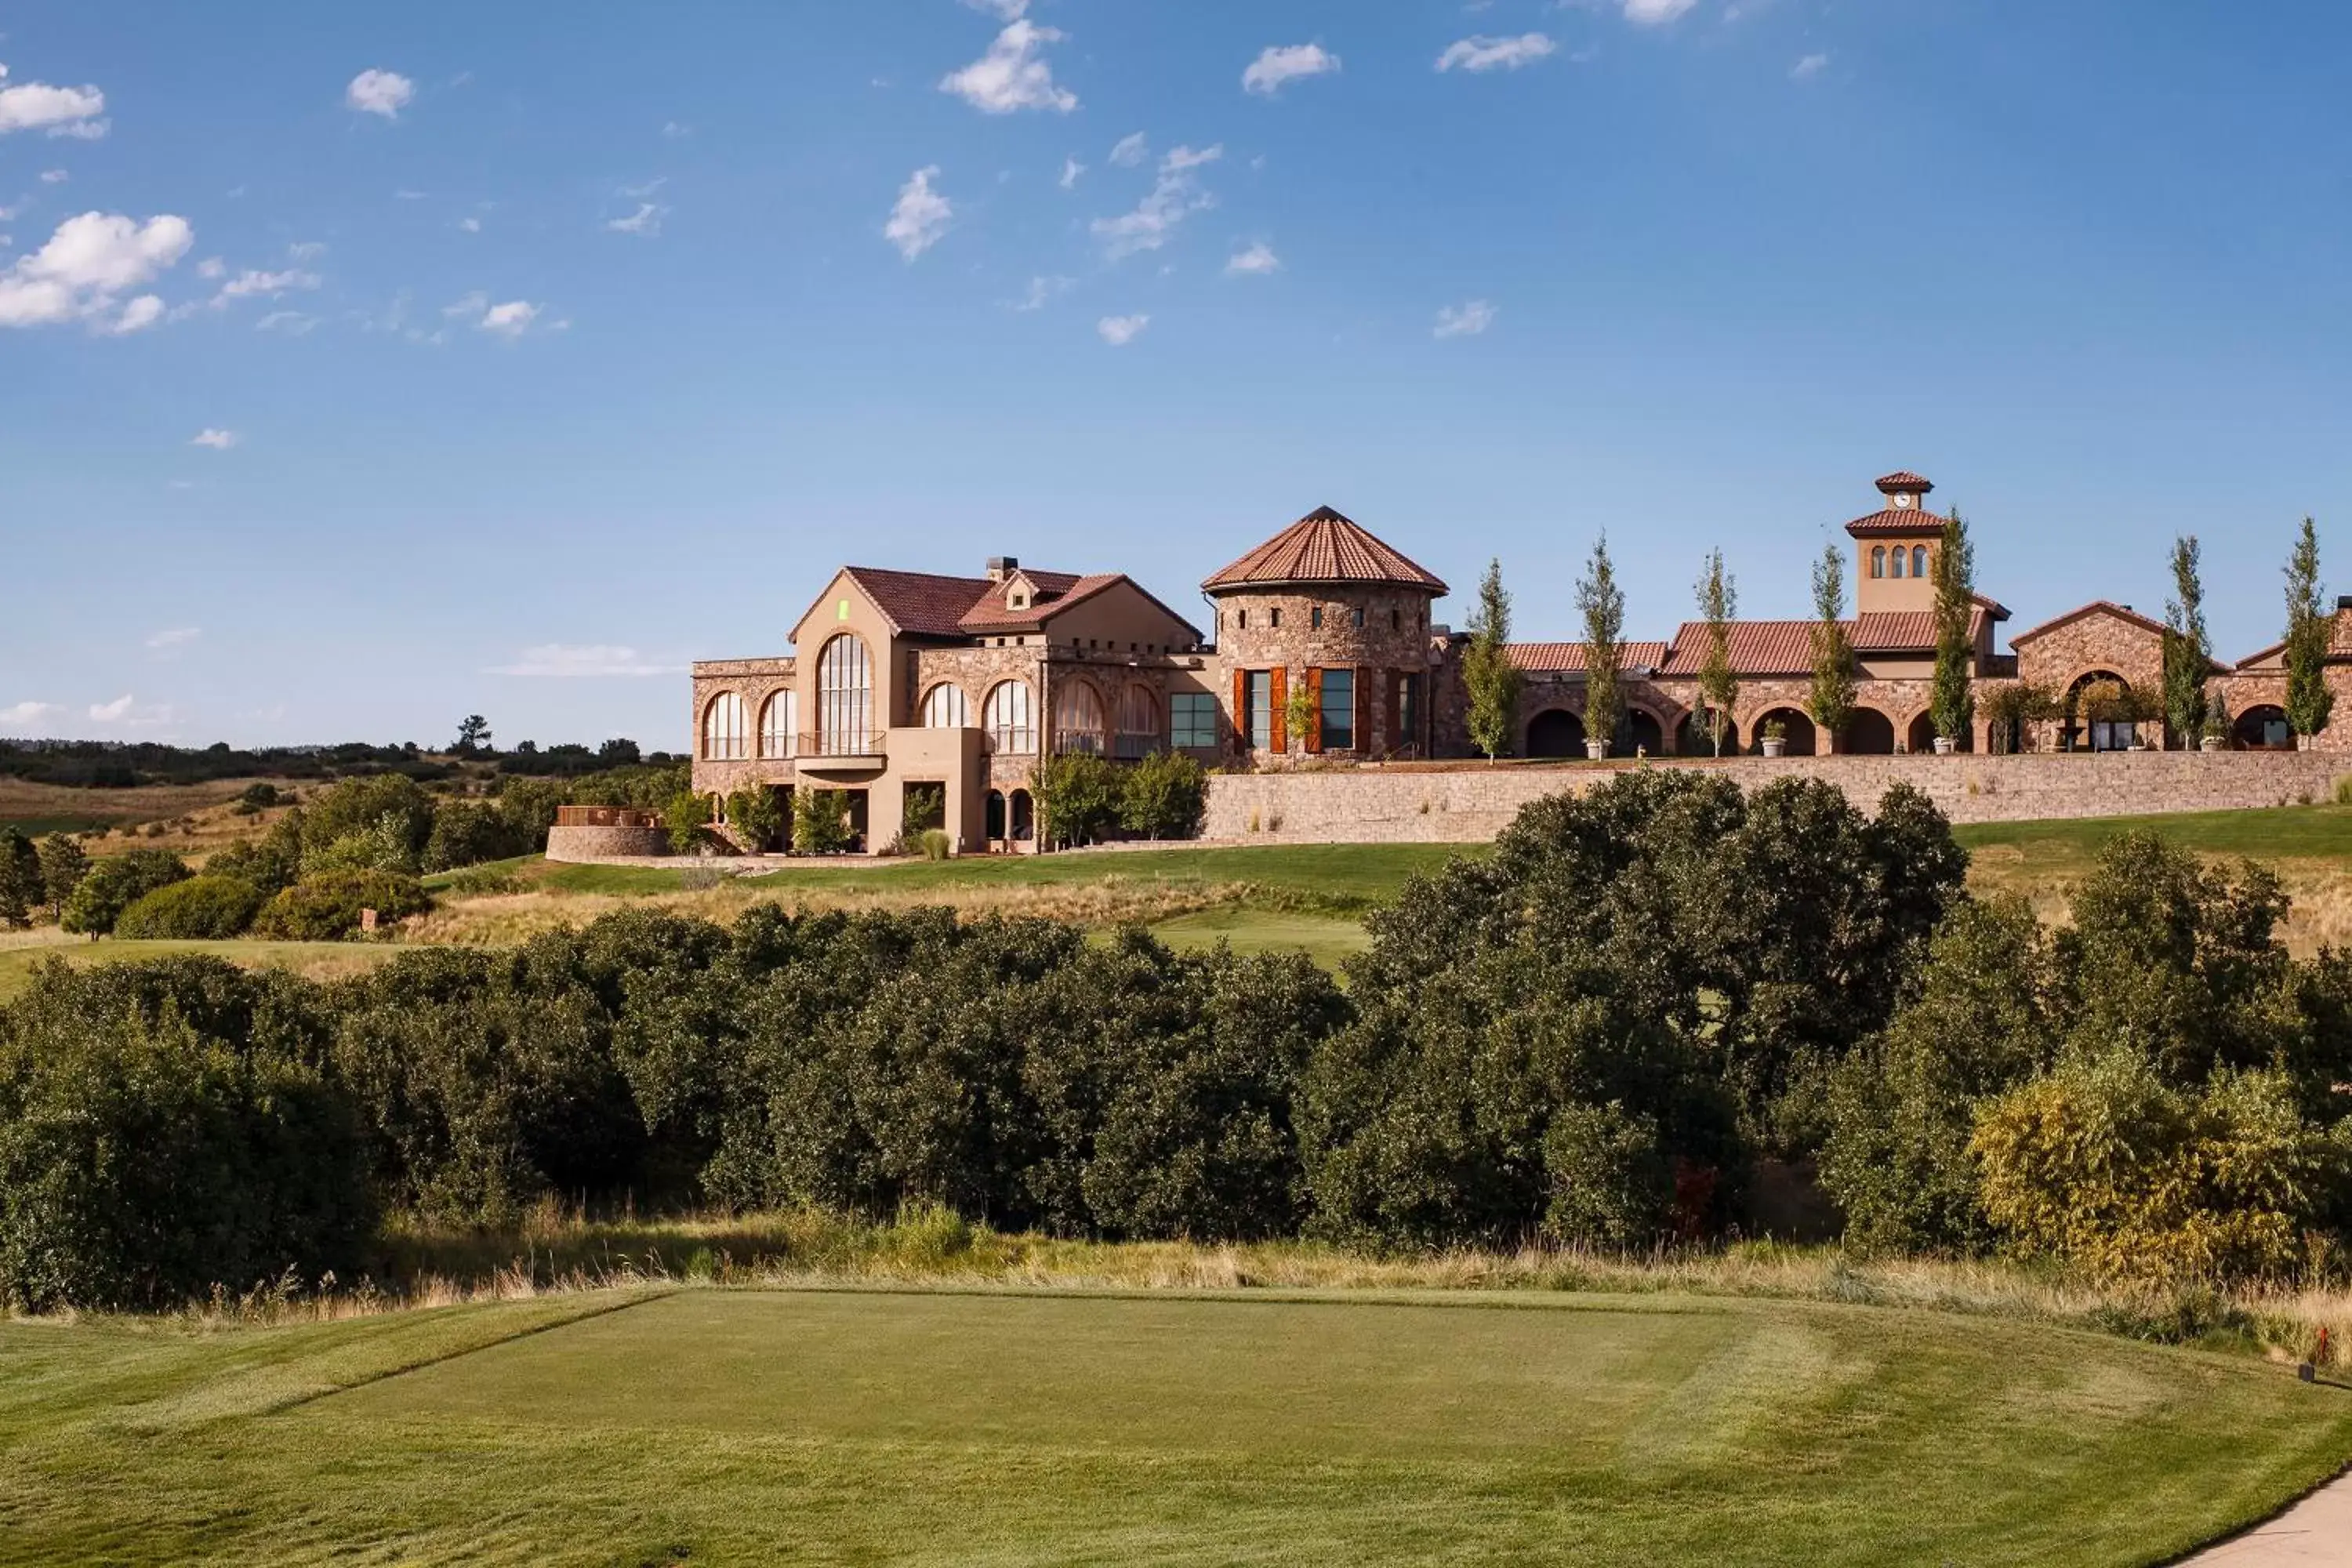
[{"x1": 1202, "y1": 505, "x2": 1448, "y2": 594}]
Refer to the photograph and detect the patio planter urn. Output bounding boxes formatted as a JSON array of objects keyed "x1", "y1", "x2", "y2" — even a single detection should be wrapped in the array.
[
  {"x1": 1584, "y1": 739, "x2": 1609, "y2": 760},
  {"x1": 1933, "y1": 735, "x2": 1956, "y2": 756},
  {"x1": 2200, "y1": 736, "x2": 2223, "y2": 753},
  {"x1": 1760, "y1": 738, "x2": 1786, "y2": 758}
]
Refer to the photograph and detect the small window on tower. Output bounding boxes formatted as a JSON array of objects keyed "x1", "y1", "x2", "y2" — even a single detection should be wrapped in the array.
[
  {"x1": 1871, "y1": 548, "x2": 1886, "y2": 579},
  {"x1": 1890, "y1": 549, "x2": 1906, "y2": 579},
  {"x1": 1352, "y1": 606, "x2": 1366, "y2": 629},
  {"x1": 1913, "y1": 545, "x2": 1929, "y2": 578},
  {"x1": 1311, "y1": 606, "x2": 1323, "y2": 630},
  {"x1": 1272, "y1": 608, "x2": 1283, "y2": 629}
]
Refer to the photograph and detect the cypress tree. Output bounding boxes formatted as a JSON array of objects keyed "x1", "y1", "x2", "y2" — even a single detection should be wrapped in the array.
[
  {"x1": 1808, "y1": 542, "x2": 1857, "y2": 750},
  {"x1": 1928, "y1": 510, "x2": 1976, "y2": 748},
  {"x1": 1463, "y1": 557, "x2": 1522, "y2": 760},
  {"x1": 2161, "y1": 535, "x2": 2210, "y2": 749},
  {"x1": 1577, "y1": 534, "x2": 1625, "y2": 757},
  {"x1": 1694, "y1": 549, "x2": 1738, "y2": 756},
  {"x1": 2284, "y1": 517, "x2": 2334, "y2": 744}
]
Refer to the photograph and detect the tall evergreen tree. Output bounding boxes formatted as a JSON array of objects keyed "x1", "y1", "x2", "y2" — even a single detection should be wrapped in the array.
[
  {"x1": 2161, "y1": 535, "x2": 2210, "y2": 750},
  {"x1": 1928, "y1": 510, "x2": 1976, "y2": 747},
  {"x1": 1693, "y1": 549, "x2": 1738, "y2": 756},
  {"x1": 1577, "y1": 534, "x2": 1625, "y2": 757},
  {"x1": 36, "y1": 833, "x2": 89, "y2": 911},
  {"x1": 1463, "y1": 557, "x2": 1523, "y2": 760},
  {"x1": 0, "y1": 829, "x2": 42, "y2": 929},
  {"x1": 1807, "y1": 542, "x2": 1857, "y2": 750},
  {"x1": 2284, "y1": 517, "x2": 2335, "y2": 744}
]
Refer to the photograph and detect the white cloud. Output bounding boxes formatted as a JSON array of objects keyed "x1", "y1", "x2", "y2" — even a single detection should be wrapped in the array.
[
  {"x1": 345, "y1": 68, "x2": 415, "y2": 118},
  {"x1": 660, "y1": 120, "x2": 691, "y2": 138},
  {"x1": 478, "y1": 299, "x2": 541, "y2": 337},
  {"x1": 1096, "y1": 314, "x2": 1149, "y2": 347},
  {"x1": 1790, "y1": 52, "x2": 1829, "y2": 78},
  {"x1": 1109, "y1": 132, "x2": 1149, "y2": 167},
  {"x1": 254, "y1": 310, "x2": 318, "y2": 334},
  {"x1": 457, "y1": 216, "x2": 481, "y2": 233},
  {"x1": 189, "y1": 429, "x2": 237, "y2": 449},
  {"x1": 214, "y1": 266, "x2": 321, "y2": 304},
  {"x1": 88, "y1": 693, "x2": 135, "y2": 722},
  {"x1": 0, "y1": 210, "x2": 194, "y2": 332},
  {"x1": 288, "y1": 240, "x2": 327, "y2": 262},
  {"x1": 1091, "y1": 158, "x2": 1218, "y2": 261},
  {"x1": 38, "y1": 168, "x2": 67, "y2": 183},
  {"x1": 1436, "y1": 34, "x2": 1559, "y2": 72},
  {"x1": 195, "y1": 256, "x2": 226, "y2": 279},
  {"x1": 0, "y1": 64, "x2": 109, "y2": 138},
  {"x1": 1011, "y1": 274, "x2": 1073, "y2": 311},
  {"x1": 1225, "y1": 241, "x2": 1279, "y2": 277},
  {"x1": 0, "y1": 700, "x2": 65, "y2": 730},
  {"x1": 1243, "y1": 43, "x2": 1341, "y2": 96},
  {"x1": 884, "y1": 165, "x2": 952, "y2": 260},
  {"x1": 941, "y1": 20, "x2": 1077, "y2": 114},
  {"x1": 1058, "y1": 155, "x2": 1084, "y2": 190},
  {"x1": 960, "y1": 0, "x2": 1029, "y2": 16},
  {"x1": 146, "y1": 626, "x2": 201, "y2": 648},
  {"x1": 489, "y1": 644, "x2": 680, "y2": 677},
  {"x1": 606, "y1": 201, "x2": 666, "y2": 236},
  {"x1": 1434, "y1": 299, "x2": 1497, "y2": 338},
  {"x1": 1623, "y1": 0, "x2": 1700, "y2": 24}
]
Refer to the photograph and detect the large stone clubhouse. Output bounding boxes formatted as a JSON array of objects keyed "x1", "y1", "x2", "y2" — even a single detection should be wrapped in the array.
[{"x1": 682, "y1": 470, "x2": 2352, "y2": 854}]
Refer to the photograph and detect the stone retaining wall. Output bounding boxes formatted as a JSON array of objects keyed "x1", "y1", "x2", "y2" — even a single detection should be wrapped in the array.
[
  {"x1": 1202, "y1": 752, "x2": 2352, "y2": 844},
  {"x1": 546, "y1": 823, "x2": 672, "y2": 862}
]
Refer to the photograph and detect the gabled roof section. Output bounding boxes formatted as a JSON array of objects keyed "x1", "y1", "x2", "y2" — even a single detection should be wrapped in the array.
[
  {"x1": 1203, "y1": 505, "x2": 1449, "y2": 594},
  {"x1": 1876, "y1": 470, "x2": 1934, "y2": 493},
  {"x1": 1507, "y1": 641, "x2": 1672, "y2": 674},
  {"x1": 805, "y1": 563, "x2": 1204, "y2": 645},
  {"x1": 1846, "y1": 508, "x2": 1951, "y2": 539},
  {"x1": 1852, "y1": 606, "x2": 1993, "y2": 652},
  {"x1": 1657, "y1": 621, "x2": 1824, "y2": 678},
  {"x1": 2008, "y1": 599, "x2": 2170, "y2": 647}
]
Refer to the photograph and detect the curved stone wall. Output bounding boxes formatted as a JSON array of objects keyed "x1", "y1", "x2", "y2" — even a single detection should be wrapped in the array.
[{"x1": 546, "y1": 823, "x2": 671, "y2": 862}]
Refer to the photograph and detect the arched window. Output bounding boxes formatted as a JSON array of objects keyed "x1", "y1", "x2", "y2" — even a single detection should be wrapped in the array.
[
  {"x1": 1870, "y1": 547, "x2": 1886, "y2": 579},
  {"x1": 1117, "y1": 684, "x2": 1158, "y2": 759},
  {"x1": 702, "y1": 691, "x2": 748, "y2": 760},
  {"x1": 920, "y1": 684, "x2": 970, "y2": 728},
  {"x1": 1912, "y1": 544, "x2": 1929, "y2": 579},
  {"x1": 758, "y1": 690, "x2": 796, "y2": 758},
  {"x1": 1889, "y1": 547, "x2": 1906, "y2": 579},
  {"x1": 982, "y1": 680, "x2": 1035, "y2": 753},
  {"x1": 815, "y1": 633, "x2": 872, "y2": 753},
  {"x1": 1053, "y1": 680, "x2": 1106, "y2": 754}
]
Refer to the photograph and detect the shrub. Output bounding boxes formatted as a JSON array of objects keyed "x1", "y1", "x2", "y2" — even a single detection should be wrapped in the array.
[
  {"x1": 0, "y1": 829, "x2": 40, "y2": 928},
  {"x1": 664, "y1": 789, "x2": 713, "y2": 854},
  {"x1": 422, "y1": 801, "x2": 531, "y2": 873},
  {"x1": 919, "y1": 828, "x2": 952, "y2": 862},
  {"x1": 202, "y1": 813, "x2": 303, "y2": 897},
  {"x1": 724, "y1": 786, "x2": 787, "y2": 853},
  {"x1": 1035, "y1": 753, "x2": 1120, "y2": 848},
  {"x1": 231, "y1": 782, "x2": 282, "y2": 815},
  {"x1": 114, "y1": 875, "x2": 265, "y2": 940},
  {"x1": 792, "y1": 789, "x2": 855, "y2": 855},
  {"x1": 0, "y1": 960, "x2": 371, "y2": 1310},
  {"x1": 297, "y1": 775, "x2": 435, "y2": 874},
  {"x1": 1120, "y1": 750, "x2": 1207, "y2": 840},
  {"x1": 36, "y1": 833, "x2": 88, "y2": 909},
  {"x1": 493, "y1": 776, "x2": 568, "y2": 850},
  {"x1": 252, "y1": 869, "x2": 431, "y2": 942},
  {"x1": 60, "y1": 849, "x2": 191, "y2": 935}
]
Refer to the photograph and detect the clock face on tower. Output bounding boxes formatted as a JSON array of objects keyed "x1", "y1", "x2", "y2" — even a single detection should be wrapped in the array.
[{"x1": 1892, "y1": 492, "x2": 1915, "y2": 510}]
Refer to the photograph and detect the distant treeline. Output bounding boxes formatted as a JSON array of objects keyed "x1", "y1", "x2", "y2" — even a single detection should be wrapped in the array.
[{"x1": 0, "y1": 739, "x2": 679, "y2": 789}]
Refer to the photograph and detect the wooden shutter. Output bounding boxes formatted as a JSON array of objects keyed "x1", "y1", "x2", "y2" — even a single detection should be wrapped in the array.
[
  {"x1": 1356, "y1": 666, "x2": 1372, "y2": 756},
  {"x1": 1305, "y1": 668, "x2": 1323, "y2": 753},
  {"x1": 1232, "y1": 666, "x2": 1248, "y2": 752},
  {"x1": 1384, "y1": 671, "x2": 1400, "y2": 758},
  {"x1": 1269, "y1": 666, "x2": 1288, "y2": 754}
]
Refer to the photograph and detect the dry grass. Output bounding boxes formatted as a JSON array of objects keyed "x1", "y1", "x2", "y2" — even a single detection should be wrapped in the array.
[
  {"x1": 107, "y1": 1203, "x2": 2347, "y2": 1375},
  {"x1": 1967, "y1": 844, "x2": 2352, "y2": 954},
  {"x1": 0, "y1": 775, "x2": 278, "y2": 846}
]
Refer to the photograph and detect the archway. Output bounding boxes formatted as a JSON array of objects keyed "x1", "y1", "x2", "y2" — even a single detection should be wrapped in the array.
[
  {"x1": 1009, "y1": 788, "x2": 1035, "y2": 844},
  {"x1": 1526, "y1": 708, "x2": 1586, "y2": 758},
  {"x1": 1677, "y1": 709, "x2": 1739, "y2": 757},
  {"x1": 1624, "y1": 710, "x2": 1664, "y2": 757},
  {"x1": 1842, "y1": 709, "x2": 1896, "y2": 755},
  {"x1": 1752, "y1": 708, "x2": 1817, "y2": 756},
  {"x1": 2234, "y1": 704, "x2": 2292, "y2": 751},
  {"x1": 1905, "y1": 712, "x2": 1942, "y2": 754},
  {"x1": 985, "y1": 789, "x2": 1007, "y2": 844},
  {"x1": 2063, "y1": 670, "x2": 2137, "y2": 753}
]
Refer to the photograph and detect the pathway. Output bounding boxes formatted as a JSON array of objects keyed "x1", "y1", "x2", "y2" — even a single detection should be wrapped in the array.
[{"x1": 2183, "y1": 1469, "x2": 2352, "y2": 1565}]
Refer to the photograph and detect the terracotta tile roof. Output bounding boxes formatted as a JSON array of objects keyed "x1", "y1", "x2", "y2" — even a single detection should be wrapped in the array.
[
  {"x1": 1203, "y1": 506, "x2": 1449, "y2": 594},
  {"x1": 1846, "y1": 507, "x2": 1949, "y2": 538},
  {"x1": 2007, "y1": 599, "x2": 2171, "y2": 647},
  {"x1": 1507, "y1": 641, "x2": 1672, "y2": 673},
  {"x1": 838, "y1": 566, "x2": 1006, "y2": 638},
  {"x1": 958, "y1": 572, "x2": 1112, "y2": 632},
  {"x1": 1973, "y1": 591, "x2": 2013, "y2": 621},
  {"x1": 1657, "y1": 620, "x2": 1826, "y2": 678},
  {"x1": 1875, "y1": 471, "x2": 1934, "y2": 493},
  {"x1": 1851, "y1": 608, "x2": 1991, "y2": 651}
]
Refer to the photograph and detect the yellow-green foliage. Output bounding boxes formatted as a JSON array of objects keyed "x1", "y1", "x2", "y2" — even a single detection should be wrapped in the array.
[{"x1": 1972, "y1": 1054, "x2": 2346, "y2": 1286}]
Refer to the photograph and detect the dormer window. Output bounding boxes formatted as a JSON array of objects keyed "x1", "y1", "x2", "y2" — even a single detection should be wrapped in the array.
[{"x1": 1011, "y1": 593, "x2": 1027, "y2": 609}]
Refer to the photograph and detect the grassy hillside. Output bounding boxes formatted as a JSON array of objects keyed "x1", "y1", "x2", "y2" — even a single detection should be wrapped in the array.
[
  {"x1": 3, "y1": 1283, "x2": 2344, "y2": 1565},
  {"x1": 0, "y1": 934, "x2": 406, "y2": 1002}
]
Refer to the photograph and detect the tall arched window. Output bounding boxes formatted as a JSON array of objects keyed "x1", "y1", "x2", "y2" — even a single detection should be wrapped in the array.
[
  {"x1": 816, "y1": 633, "x2": 872, "y2": 753},
  {"x1": 983, "y1": 680, "x2": 1035, "y2": 753},
  {"x1": 1870, "y1": 547, "x2": 1886, "y2": 579},
  {"x1": 921, "y1": 684, "x2": 970, "y2": 728},
  {"x1": 702, "y1": 691, "x2": 748, "y2": 760},
  {"x1": 1911, "y1": 544, "x2": 1929, "y2": 579},
  {"x1": 1053, "y1": 681, "x2": 1105, "y2": 754},
  {"x1": 758, "y1": 690, "x2": 796, "y2": 758},
  {"x1": 1889, "y1": 547, "x2": 1906, "y2": 579},
  {"x1": 1117, "y1": 684, "x2": 1158, "y2": 758}
]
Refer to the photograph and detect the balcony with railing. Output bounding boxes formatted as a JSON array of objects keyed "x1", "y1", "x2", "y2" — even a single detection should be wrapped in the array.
[{"x1": 793, "y1": 729, "x2": 887, "y2": 771}]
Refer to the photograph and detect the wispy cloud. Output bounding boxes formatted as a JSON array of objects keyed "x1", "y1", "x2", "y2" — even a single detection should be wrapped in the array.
[
  {"x1": 345, "y1": 68, "x2": 415, "y2": 118},
  {"x1": 1790, "y1": 52, "x2": 1829, "y2": 79},
  {"x1": 606, "y1": 201, "x2": 666, "y2": 237},
  {"x1": 1058, "y1": 156, "x2": 1084, "y2": 191},
  {"x1": 489, "y1": 644, "x2": 680, "y2": 677},
  {"x1": 0, "y1": 65, "x2": 109, "y2": 139},
  {"x1": 1091, "y1": 147, "x2": 1221, "y2": 260},
  {"x1": 1225, "y1": 241, "x2": 1280, "y2": 277},
  {"x1": 1109, "y1": 132, "x2": 1149, "y2": 167},
  {"x1": 255, "y1": 310, "x2": 319, "y2": 334},
  {"x1": 189, "y1": 429, "x2": 237, "y2": 449},
  {"x1": 1434, "y1": 299, "x2": 1497, "y2": 339},
  {"x1": 1243, "y1": 43, "x2": 1341, "y2": 96},
  {"x1": 884, "y1": 165, "x2": 952, "y2": 260},
  {"x1": 0, "y1": 699, "x2": 66, "y2": 730},
  {"x1": 1436, "y1": 34, "x2": 1559, "y2": 73},
  {"x1": 1622, "y1": 0, "x2": 1700, "y2": 24},
  {"x1": 941, "y1": 20, "x2": 1077, "y2": 114},
  {"x1": 1097, "y1": 314, "x2": 1150, "y2": 347},
  {"x1": 146, "y1": 626, "x2": 201, "y2": 648},
  {"x1": 1011, "y1": 274, "x2": 1073, "y2": 312}
]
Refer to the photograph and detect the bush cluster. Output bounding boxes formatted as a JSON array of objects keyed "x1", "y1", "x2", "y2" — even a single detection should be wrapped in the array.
[{"x1": 1036, "y1": 750, "x2": 1208, "y2": 848}]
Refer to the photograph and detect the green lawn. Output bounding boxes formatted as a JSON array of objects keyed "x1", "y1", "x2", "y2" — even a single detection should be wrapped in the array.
[
  {"x1": 2, "y1": 1286, "x2": 2344, "y2": 1565},
  {"x1": 1952, "y1": 802, "x2": 2352, "y2": 866},
  {"x1": 0, "y1": 937, "x2": 404, "y2": 1002},
  {"x1": 1149, "y1": 906, "x2": 1376, "y2": 968}
]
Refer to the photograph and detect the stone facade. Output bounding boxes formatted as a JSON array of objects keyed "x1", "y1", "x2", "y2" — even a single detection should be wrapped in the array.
[
  {"x1": 1207, "y1": 586, "x2": 1440, "y2": 760},
  {"x1": 547, "y1": 822, "x2": 670, "y2": 860},
  {"x1": 1203, "y1": 751, "x2": 2352, "y2": 844}
]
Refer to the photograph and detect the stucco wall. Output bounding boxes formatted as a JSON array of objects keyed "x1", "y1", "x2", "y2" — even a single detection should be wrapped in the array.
[{"x1": 1202, "y1": 752, "x2": 2352, "y2": 844}]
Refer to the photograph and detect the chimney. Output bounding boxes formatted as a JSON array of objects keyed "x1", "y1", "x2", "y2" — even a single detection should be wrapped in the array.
[{"x1": 985, "y1": 556, "x2": 1018, "y2": 583}]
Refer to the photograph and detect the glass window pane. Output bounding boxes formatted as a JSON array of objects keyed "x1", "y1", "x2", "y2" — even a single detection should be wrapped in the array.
[{"x1": 1319, "y1": 669, "x2": 1354, "y2": 750}]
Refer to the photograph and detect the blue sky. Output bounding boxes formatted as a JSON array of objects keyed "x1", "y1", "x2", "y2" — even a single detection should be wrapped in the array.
[{"x1": 4, "y1": 0, "x2": 2349, "y2": 750}]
